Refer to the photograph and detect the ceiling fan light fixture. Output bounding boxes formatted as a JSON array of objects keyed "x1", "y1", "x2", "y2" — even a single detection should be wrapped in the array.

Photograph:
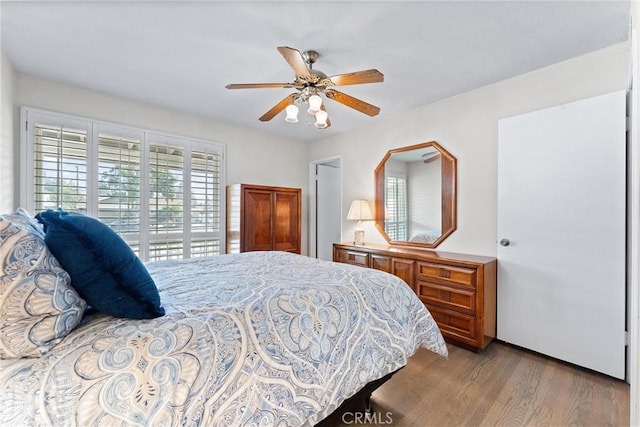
[
  {"x1": 307, "y1": 94, "x2": 323, "y2": 114},
  {"x1": 315, "y1": 110, "x2": 329, "y2": 129},
  {"x1": 226, "y1": 46, "x2": 383, "y2": 129},
  {"x1": 285, "y1": 104, "x2": 299, "y2": 123}
]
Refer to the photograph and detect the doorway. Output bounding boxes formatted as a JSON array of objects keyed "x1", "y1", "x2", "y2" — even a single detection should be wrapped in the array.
[{"x1": 309, "y1": 157, "x2": 341, "y2": 260}]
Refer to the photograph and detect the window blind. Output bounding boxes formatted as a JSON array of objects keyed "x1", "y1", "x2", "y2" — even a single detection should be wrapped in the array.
[
  {"x1": 33, "y1": 123, "x2": 88, "y2": 213},
  {"x1": 190, "y1": 148, "x2": 222, "y2": 258},
  {"x1": 385, "y1": 175, "x2": 408, "y2": 240},
  {"x1": 98, "y1": 131, "x2": 142, "y2": 233},
  {"x1": 147, "y1": 141, "x2": 185, "y2": 260},
  {"x1": 23, "y1": 107, "x2": 226, "y2": 262}
]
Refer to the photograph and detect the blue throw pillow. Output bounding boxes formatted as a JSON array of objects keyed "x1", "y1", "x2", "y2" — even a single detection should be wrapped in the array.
[{"x1": 36, "y1": 209, "x2": 164, "y2": 319}]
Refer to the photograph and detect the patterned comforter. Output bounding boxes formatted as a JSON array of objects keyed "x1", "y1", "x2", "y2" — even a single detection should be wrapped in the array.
[{"x1": 0, "y1": 251, "x2": 447, "y2": 426}]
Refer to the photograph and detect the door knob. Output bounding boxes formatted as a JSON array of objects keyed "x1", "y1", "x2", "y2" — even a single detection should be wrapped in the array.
[{"x1": 499, "y1": 238, "x2": 510, "y2": 247}]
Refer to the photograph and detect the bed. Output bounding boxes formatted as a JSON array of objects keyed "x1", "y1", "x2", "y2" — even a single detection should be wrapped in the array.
[
  {"x1": 0, "y1": 210, "x2": 448, "y2": 426},
  {"x1": 409, "y1": 230, "x2": 442, "y2": 244}
]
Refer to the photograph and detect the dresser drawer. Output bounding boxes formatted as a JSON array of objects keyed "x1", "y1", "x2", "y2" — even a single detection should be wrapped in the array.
[
  {"x1": 334, "y1": 247, "x2": 369, "y2": 267},
  {"x1": 370, "y1": 254, "x2": 391, "y2": 272},
  {"x1": 426, "y1": 305, "x2": 477, "y2": 342},
  {"x1": 416, "y1": 262, "x2": 477, "y2": 289},
  {"x1": 416, "y1": 280, "x2": 476, "y2": 314},
  {"x1": 333, "y1": 243, "x2": 497, "y2": 351}
]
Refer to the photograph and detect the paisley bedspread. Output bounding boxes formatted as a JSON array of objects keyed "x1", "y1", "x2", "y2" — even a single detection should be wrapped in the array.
[{"x1": 0, "y1": 251, "x2": 447, "y2": 426}]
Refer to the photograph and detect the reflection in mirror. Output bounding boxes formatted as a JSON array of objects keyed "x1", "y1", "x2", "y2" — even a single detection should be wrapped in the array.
[{"x1": 374, "y1": 141, "x2": 457, "y2": 249}]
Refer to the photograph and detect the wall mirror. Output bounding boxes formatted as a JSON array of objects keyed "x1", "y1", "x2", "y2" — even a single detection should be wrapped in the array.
[{"x1": 374, "y1": 141, "x2": 457, "y2": 249}]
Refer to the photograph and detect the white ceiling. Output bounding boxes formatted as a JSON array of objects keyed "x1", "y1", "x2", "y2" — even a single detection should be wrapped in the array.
[{"x1": 1, "y1": 1, "x2": 630, "y2": 142}]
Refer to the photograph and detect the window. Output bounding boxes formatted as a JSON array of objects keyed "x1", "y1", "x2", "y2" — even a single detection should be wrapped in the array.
[
  {"x1": 97, "y1": 125, "x2": 143, "y2": 253},
  {"x1": 22, "y1": 107, "x2": 226, "y2": 261},
  {"x1": 31, "y1": 117, "x2": 89, "y2": 213},
  {"x1": 385, "y1": 175, "x2": 408, "y2": 240}
]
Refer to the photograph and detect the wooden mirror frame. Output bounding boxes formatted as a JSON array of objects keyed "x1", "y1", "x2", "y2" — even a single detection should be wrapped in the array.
[{"x1": 374, "y1": 141, "x2": 457, "y2": 249}]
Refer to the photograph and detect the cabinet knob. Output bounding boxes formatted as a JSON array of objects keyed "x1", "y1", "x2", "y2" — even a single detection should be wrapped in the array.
[{"x1": 499, "y1": 238, "x2": 510, "y2": 247}]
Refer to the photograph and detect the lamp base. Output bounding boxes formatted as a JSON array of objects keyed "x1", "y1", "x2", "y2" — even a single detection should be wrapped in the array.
[{"x1": 353, "y1": 228, "x2": 365, "y2": 246}]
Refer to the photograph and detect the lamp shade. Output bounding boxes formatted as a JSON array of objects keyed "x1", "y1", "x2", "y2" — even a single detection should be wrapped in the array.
[
  {"x1": 285, "y1": 104, "x2": 299, "y2": 123},
  {"x1": 307, "y1": 94, "x2": 323, "y2": 114},
  {"x1": 314, "y1": 110, "x2": 328, "y2": 129},
  {"x1": 347, "y1": 199, "x2": 373, "y2": 221}
]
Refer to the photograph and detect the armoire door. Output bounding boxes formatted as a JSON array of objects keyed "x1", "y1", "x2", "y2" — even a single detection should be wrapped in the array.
[
  {"x1": 272, "y1": 190, "x2": 300, "y2": 253},
  {"x1": 243, "y1": 188, "x2": 273, "y2": 252},
  {"x1": 497, "y1": 91, "x2": 626, "y2": 379}
]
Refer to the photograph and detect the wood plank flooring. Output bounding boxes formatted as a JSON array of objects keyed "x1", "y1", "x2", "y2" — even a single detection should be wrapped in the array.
[{"x1": 327, "y1": 341, "x2": 629, "y2": 427}]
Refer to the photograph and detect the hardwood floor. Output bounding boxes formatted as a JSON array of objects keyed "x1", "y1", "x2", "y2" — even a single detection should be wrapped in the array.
[{"x1": 328, "y1": 341, "x2": 629, "y2": 426}]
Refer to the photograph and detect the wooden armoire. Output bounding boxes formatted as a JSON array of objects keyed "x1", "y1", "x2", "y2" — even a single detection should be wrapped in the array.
[{"x1": 226, "y1": 184, "x2": 301, "y2": 254}]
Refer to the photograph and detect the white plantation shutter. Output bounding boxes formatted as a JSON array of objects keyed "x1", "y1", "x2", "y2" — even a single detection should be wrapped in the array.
[
  {"x1": 397, "y1": 177, "x2": 408, "y2": 239},
  {"x1": 21, "y1": 107, "x2": 226, "y2": 261},
  {"x1": 29, "y1": 113, "x2": 90, "y2": 213},
  {"x1": 385, "y1": 175, "x2": 408, "y2": 240},
  {"x1": 148, "y1": 136, "x2": 186, "y2": 261},
  {"x1": 97, "y1": 125, "x2": 143, "y2": 254},
  {"x1": 190, "y1": 146, "x2": 223, "y2": 257}
]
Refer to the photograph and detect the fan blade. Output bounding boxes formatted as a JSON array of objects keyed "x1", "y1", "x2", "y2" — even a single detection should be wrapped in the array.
[
  {"x1": 325, "y1": 89, "x2": 380, "y2": 117},
  {"x1": 277, "y1": 46, "x2": 311, "y2": 77},
  {"x1": 226, "y1": 83, "x2": 295, "y2": 89},
  {"x1": 423, "y1": 154, "x2": 441, "y2": 164},
  {"x1": 326, "y1": 69, "x2": 384, "y2": 86},
  {"x1": 259, "y1": 93, "x2": 299, "y2": 122}
]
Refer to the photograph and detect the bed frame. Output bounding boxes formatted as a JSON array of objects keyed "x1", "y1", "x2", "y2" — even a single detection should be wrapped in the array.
[{"x1": 315, "y1": 367, "x2": 403, "y2": 426}]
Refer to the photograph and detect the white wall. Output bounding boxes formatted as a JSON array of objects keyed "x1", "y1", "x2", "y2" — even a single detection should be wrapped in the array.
[
  {"x1": 408, "y1": 159, "x2": 440, "y2": 234},
  {"x1": 0, "y1": 49, "x2": 16, "y2": 213},
  {"x1": 629, "y1": 3, "x2": 639, "y2": 424},
  {"x1": 12, "y1": 74, "x2": 310, "y2": 253},
  {"x1": 309, "y1": 42, "x2": 629, "y2": 257}
]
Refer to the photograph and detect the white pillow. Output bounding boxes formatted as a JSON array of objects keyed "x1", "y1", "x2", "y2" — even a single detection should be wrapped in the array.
[{"x1": 0, "y1": 209, "x2": 86, "y2": 359}]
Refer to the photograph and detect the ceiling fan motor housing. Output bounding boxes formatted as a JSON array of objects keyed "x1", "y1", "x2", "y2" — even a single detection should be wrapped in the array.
[{"x1": 302, "y1": 50, "x2": 320, "y2": 67}]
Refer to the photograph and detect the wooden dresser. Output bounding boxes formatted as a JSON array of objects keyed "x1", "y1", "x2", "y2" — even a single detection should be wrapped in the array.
[
  {"x1": 227, "y1": 184, "x2": 301, "y2": 254},
  {"x1": 333, "y1": 242, "x2": 497, "y2": 351}
]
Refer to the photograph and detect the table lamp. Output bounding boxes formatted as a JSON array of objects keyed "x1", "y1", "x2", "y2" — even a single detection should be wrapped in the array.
[{"x1": 347, "y1": 199, "x2": 373, "y2": 245}]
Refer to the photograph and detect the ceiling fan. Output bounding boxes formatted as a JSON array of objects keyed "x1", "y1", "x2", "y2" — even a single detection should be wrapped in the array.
[
  {"x1": 225, "y1": 46, "x2": 384, "y2": 128},
  {"x1": 422, "y1": 150, "x2": 441, "y2": 164}
]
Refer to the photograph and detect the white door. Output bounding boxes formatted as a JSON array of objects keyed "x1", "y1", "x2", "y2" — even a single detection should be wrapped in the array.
[
  {"x1": 315, "y1": 163, "x2": 341, "y2": 261},
  {"x1": 497, "y1": 91, "x2": 626, "y2": 379}
]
